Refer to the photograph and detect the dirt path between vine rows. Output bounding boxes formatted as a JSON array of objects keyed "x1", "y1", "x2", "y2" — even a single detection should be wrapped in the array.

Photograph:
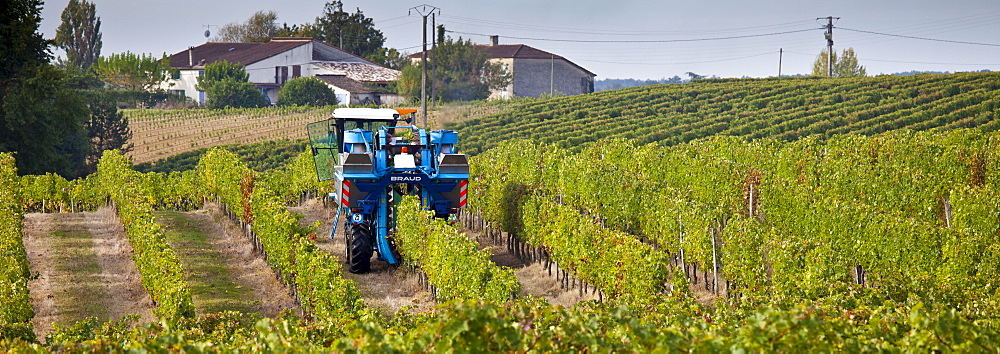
[
  {"x1": 460, "y1": 226, "x2": 600, "y2": 307},
  {"x1": 289, "y1": 199, "x2": 598, "y2": 311},
  {"x1": 159, "y1": 207, "x2": 299, "y2": 318},
  {"x1": 24, "y1": 208, "x2": 155, "y2": 340},
  {"x1": 289, "y1": 199, "x2": 434, "y2": 316}
]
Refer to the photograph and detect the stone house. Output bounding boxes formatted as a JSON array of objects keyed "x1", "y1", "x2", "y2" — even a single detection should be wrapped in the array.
[
  {"x1": 162, "y1": 37, "x2": 401, "y2": 106},
  {"x1": 410, "y1": 36, "x2": 596, "y2": 99}
]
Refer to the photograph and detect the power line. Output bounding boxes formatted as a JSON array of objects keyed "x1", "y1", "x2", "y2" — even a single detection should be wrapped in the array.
[
  {"x1": 441, "y1": 14, "x2": 815, "y2": 36},
  {"x1": 839, "y1": 27, "x2": 1000, "y2": 47},
  {"x1": 783, "y1": 50, "x2": 997, "y2": 66},
  {"x1": 856, "y1": 58, "x2": 998, "y2": 66},
  {"x1": 577, "y1": 51, "x2": 776, "y2": 66},
  {"x1": 445, "y1": 28, "x2": 819, "y2": 43},
  {"x1": 378, "y1": 15, "x2": 411, "y2": 23}
]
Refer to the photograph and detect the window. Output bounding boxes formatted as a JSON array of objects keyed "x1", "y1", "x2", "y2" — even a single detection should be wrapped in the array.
[
  {"x1": 292, "y1": 65, "x2": 301, "y2": 78},
  {"x1": 275, "y1": 66, "x2": 289, "y2": 84},
  {"x1": 171, "y1": 70, "x2": 181, "y2": 80}
]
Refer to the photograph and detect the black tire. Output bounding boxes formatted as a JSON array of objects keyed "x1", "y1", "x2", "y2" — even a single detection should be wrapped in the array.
[{"x1": 349, "y1": 221, "x2": 373, "y2": 273}]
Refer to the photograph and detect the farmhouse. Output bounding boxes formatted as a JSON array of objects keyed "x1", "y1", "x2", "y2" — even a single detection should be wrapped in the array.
[
  {"x1": 411, "y1": 36, "x2": 596, "y2": 99},
  {"x1": 162, "y1": 37, "x2": 402, "y2": 106}
]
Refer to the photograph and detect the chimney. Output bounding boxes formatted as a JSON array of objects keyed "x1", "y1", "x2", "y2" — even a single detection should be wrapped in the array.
[
  {"x1": 188, "y1": 46, "x2": 193, "y2": 66},
  {"x1": 490, "y1": 35, "x2": 499, "y2": 46}
]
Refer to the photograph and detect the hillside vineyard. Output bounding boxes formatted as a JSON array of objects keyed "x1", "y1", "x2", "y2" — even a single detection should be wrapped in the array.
[
  {"x1": 451, "y1": 72, "x2": 1000, "y2": 155},
  {"x1": 3, "y1": 74, "x2": 999, "y2": 350}
]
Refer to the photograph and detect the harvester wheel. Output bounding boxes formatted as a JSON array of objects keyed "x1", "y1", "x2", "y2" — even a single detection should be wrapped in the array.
[{"x1": 349, "y1": 221, "x2": 373, "y2": 273}]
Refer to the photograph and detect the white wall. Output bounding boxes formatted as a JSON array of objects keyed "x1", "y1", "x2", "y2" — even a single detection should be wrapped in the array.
[
  {"x1": 246, "y1": 43, "x2": 315, "y2": 84},
  {"x1": 160, "y1": 69, "x2": 203, "y2": 104},
  {"x1": 162, "y1": 41, "x2": 394, "y2": 106}
]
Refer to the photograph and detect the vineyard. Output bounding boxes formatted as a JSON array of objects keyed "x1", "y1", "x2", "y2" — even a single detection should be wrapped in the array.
[
  {"x1": 449, "y1": 72, "x2": 1000, "y2": 154},
  {"x1": 1, "y1": 72, "x2": 999, "y2": 350},
  {"x1": 126, "y1": 105, "x2": 332, "y2": 164}
]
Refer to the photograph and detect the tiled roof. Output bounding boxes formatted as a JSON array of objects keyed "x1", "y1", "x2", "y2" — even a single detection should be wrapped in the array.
[
  {"x1": 167, "y1": 37, "x2": 378, "y2": 69},
  {"x1": 314, "y1": 75, "x2": 378, "y2": 93},
  {"x1": 313, "y1": 62, "x2": 401, "y2": 82},
  {"x1": 479, "y1": 44, "x2": 558, "y2": 59},
  {"x1": 169, "y1": 39, "x2": 310, "y2": 69}
]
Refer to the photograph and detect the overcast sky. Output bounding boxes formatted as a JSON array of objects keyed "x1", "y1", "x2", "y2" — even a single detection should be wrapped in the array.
[{"x1": 37, "y1": 0, "x2": 1000, "y2": 79}]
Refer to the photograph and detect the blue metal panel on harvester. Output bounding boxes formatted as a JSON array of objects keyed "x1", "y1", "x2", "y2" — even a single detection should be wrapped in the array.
[
  {"x1": 430, "y1": 130, "x2": 459, "y2": 144},
  {"x1": 344, "y1": 129, "x2": 373, "y2": 144}
]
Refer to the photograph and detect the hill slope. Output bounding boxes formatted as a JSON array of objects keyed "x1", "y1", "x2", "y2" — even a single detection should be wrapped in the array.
[{"x1": 448, "y1": 72, "x2": 1000, "y2": 155}]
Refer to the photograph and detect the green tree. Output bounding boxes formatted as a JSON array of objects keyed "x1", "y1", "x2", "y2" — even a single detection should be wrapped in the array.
[
  {"x1": 197, "y1": 61, "x2": 265, "y2": 109},
  {"x1": 398, "y1": 36, "x2": 512, "y2": 102},
  {"x1": 82, "y1": 93, "x2": 131, "y2": 173},
  {"x1": 313, "y1": 1, "x2": 385, "y2": 58},
  {"x1": 277, "y1": 77, "x2": 338, "y2": 106},
  {"x1": 812, "y1": 48, "x2": 867, "y2": 77},
  {"x1": 54, "y1": 0, "x2": 102, "y2": 69},
  {"x1": 197, "y1": 60, "x2": 249, "y2": 88},
  {"x1": 1, "y1": 0, "x2": 90, "y2": 177},
  {"x1": 396, "y1": 65, "x2": 421, "y2": 101},
  {"x1": 92, "y1": 52, "x2": 171, "y2": 90},
  {"x1": 203, "y1": 80, "x2": 266, "y2": 109},
  {"x1": 367, "y1": 47, "x2": 409, "y2": 70},
  {"x1": 214, "y1": 10, "x2": 278, "y2": 43},
  {"x1": 0, "y1": 0, "x2": 49, "y2": 85},
  {"x1": 275, "y1": 22, "x2": 317, "y2": 38}
]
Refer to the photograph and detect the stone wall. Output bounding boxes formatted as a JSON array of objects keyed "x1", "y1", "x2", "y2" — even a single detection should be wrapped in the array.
[{"x1": 511, "y1": 58, "x2": 594, "y2": 98}]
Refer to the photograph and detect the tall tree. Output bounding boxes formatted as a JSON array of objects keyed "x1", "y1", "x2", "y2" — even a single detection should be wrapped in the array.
[
  {"x1": 0, "y1": 0, "x2": 50, "y2": 86},
  {"x1": 1, "y1": 0, "x2": 90, "y2": 177},
  {"x1": 367, "y1": 47, "x2": 409, "y2": 70},
  {"x1": 92, "y1": 52, "x2": 171, "y2": 90},
  {"x1": 398, "y1": 36, "x2": 511, "y2": 102},
  {"x1": 313, "y1": 1, "x2": 385, "y2": 58},
  {"x1": 812, "y1": 48, "x2": 867, "y2": 77},
  {"x1": 83, "y1": 94, "x2": 131, "y2": 173},
  {"x1": 54, "y1": 0, "x2": 102, "y2": 69},
  {"x1": 213, "y1": 10, "x2": 278, "y2": 43}
]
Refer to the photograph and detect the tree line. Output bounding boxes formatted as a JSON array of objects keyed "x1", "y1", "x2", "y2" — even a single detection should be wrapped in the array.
[
  {"x1": 1, "y1": 0, "x2": 137, "y2": 178},
  {"x1": 214, "y1": 3, "x2": 512, "y2": 103}
]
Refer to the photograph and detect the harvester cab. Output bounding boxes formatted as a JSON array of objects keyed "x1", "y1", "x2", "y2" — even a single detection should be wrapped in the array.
[{"x1": 307, "y1": 108, "x2": 469, "y2": 273}]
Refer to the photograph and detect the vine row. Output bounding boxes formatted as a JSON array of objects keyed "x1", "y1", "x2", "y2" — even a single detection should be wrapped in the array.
[{"x1": 96, "y1": 150, "x2": 195, "y2": 319}]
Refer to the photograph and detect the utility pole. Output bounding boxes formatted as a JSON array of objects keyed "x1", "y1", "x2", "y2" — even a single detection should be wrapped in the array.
[
  {"x1": 550, "y1": 54, "x2": 554, "y2": 96},
  {"x1": 431, "y1": 12, "x2": 437, "y2": 107},
  {"x1": 778, "y1": 48, "x2": 783, "y2": 77},
  {"x1": 410, "y1": 5, "x2": 439, "y2": 127},
  {"x1": 818, "y1": 16, "x2": 839, "y2": 77}
]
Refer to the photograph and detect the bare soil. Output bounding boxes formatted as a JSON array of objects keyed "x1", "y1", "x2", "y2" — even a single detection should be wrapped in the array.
[
  {"x1": 24, "y1": 208, "x2": 155, "y2": 340},
  {"x1": 467, "y1": 228, "x2": 599, "y2": 307},
  {"x1": 128, "y1": 109, "x2": 326, "y2": 164},
  {"x1": 289, "y1": 199, "x2": 434, "y2": 315},
  {"x1": 126, "y1": 104, "x2": 509, "y2": 165},
  {"x1": 291, "y1": 198, "x2": 598, "y2": 311},
  {"x1": 166, "y1": 206, "x2": 300, "y2": 317}
]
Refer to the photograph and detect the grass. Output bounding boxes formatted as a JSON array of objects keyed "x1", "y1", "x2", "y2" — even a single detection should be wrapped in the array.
[
  {"x1": 156, "y1": 211, "x2": 257, "y2": 315},
  {"x1": 48, "y1": 215, "x2": 111, "y2": 325}
]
